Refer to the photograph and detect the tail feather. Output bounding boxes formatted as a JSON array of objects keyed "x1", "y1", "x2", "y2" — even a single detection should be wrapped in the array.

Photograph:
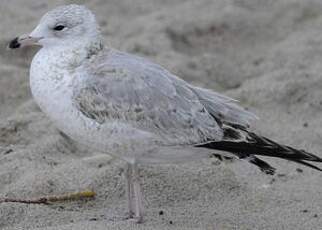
[
  {"x1": 239, "y1": 154, "x2": 276, "y2": 175},
  {"x1": 211, "y1": 152, "x2": 276, "y2": 175},
  {"x1": 197, "y1": 130, "x2": 322, "y2": 172}
]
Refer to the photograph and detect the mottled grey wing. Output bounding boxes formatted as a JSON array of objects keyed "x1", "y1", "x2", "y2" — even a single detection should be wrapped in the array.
[{"x1": 72, "y1": 50, "x2": 223, "y2": 145}]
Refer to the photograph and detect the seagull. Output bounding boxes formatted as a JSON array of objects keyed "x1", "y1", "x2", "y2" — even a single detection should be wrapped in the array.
[{"x1": 9, "y1": 4, "x2": 322, "y2": 223}]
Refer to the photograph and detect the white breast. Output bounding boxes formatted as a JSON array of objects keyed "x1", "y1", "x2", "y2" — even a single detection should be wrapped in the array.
[
  {"x1": 31, "y1": 49, "x2": 71, "y2": 121},
  {"x1": 30, "y1": 47, "x2": 97, "y2": 141}
]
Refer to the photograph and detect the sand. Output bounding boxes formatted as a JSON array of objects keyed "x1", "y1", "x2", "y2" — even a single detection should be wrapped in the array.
[{"x1": 0, "y1": 0, "x2": 322, "y2": 229}]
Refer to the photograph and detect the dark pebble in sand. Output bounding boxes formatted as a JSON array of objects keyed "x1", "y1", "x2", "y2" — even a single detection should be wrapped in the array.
[
  {"x1": 303, "y1": 122, "x2": 308, "y2": 127},
  {"x1": 3, "y1": 149, "x2": 13, "y2": 155},
  {"x1": 277, "y1": 173, "x2": 286, "y2": 177},
  {"x1": 159, "y1": 210, "x2": 164, "y2": 215},
  {"x1": 296, "y1": 168, "x2": 303, "y2": 173}
]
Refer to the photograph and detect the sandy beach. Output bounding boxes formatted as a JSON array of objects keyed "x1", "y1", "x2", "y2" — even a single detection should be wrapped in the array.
[{"x1": 0, "y1": 0, "x2": 322, "y2": 229}]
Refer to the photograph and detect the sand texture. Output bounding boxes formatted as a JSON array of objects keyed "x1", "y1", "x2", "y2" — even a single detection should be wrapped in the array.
[{"x1": 0, "y1": 0, "x2": 322, "y2": 229}]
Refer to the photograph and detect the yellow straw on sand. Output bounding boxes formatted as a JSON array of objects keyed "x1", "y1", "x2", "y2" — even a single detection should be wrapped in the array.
[{"x1": 0, "y1": 190, "x2": 96, "y2": 204}]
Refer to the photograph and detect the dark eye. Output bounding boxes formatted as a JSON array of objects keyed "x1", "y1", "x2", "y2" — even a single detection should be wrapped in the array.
[{"x1": 53, "y1": 25, "x2": 65, "y2": 31}]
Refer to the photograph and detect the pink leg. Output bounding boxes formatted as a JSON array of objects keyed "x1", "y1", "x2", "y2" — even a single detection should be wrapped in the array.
[
  {"x1": 132, "y1": 163, "x2": 144, "y2": 223},
  {"x1": 125, "y1": 163, "x2": 135, "y2": 218}
]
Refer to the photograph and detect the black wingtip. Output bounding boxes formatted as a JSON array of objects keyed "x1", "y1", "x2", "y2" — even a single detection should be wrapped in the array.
[
  {"x1": 291, "y1": 159, "x2": 322, "y2": 172},
  {"x1": 197, "y1": 130, "x2": 322, "y2": 172}
]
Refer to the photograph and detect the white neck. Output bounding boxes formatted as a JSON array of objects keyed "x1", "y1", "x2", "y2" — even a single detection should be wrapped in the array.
[{"x1": 41, "y1": 35, "x2": 103, "y2": 68}]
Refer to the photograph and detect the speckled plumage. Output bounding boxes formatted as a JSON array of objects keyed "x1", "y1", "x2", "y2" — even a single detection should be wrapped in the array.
[{"x1": 26, "y1": 4, "x2": 258, "y2": 222}]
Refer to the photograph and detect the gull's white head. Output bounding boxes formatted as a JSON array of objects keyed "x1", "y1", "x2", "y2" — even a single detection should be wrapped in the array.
[{"x1": 9, "y1": 4, "x2": 101, "y2": 49}]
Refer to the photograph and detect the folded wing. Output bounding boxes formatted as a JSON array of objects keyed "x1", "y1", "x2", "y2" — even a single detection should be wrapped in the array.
[{"x1": 72, "y1": 50, "x2": 224, "y2": 146}]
